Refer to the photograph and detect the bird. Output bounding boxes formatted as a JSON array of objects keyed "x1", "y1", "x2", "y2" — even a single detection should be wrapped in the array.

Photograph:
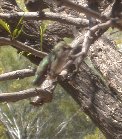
[
  {"x1": 49, "y1": 41, "x2": 71, "y2": 78},
  {"x1": 31, "y1": 41, "x2": 71, "y2": 106},
  {"x1": 33, "y1": 41, "x2": 71, "y2": 86},
  {"x1": 32, "y1": 52, "x2": 53, "y2": 86}
]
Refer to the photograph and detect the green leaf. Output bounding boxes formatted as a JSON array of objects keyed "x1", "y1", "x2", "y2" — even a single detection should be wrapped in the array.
[
  {"x1": 12, "y1": 29, "x2": 18, "y2": 38},
  {"x1": 12, "y1": 28, "x2": 22, "y2": 39},
  {"x1": 27, "y1": 53, "x2": 32, "y2": 56},
  {"x1": 0, "y1": 19, "x2": 11, "y2": 34},
  {"x1": 12, "y1": 14, "x2": 24, "y2": 39},
  {"x1": 18, "y1": 51, "x2": 25, "y2": 56},
  {"x1": 39, "y1": 22, "x2": 47, "y2": 51},
  {"x1": 16, "y1": 14, "x2": 24, "y2": 28}
]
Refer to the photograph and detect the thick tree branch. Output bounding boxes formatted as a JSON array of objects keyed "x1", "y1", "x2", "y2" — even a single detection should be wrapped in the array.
[
  {"x1": 61, "y1": 0, "x2": 107, "y2": 21},
  {"x1": 0, "y1": 87, "x2": 52, "y2": 102},
  {"x1": 0, "y1": 12, "x2": 89, "y2": 27}
]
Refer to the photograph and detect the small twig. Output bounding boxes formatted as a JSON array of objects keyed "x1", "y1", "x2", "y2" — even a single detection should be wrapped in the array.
[
  {"x1": 0, "y1": 37, "x2": 47, "y2": 58},
  {"x1": 69, "y1": 20, "x2": 112, "y2": 72},
  {"x1": 63, "y1": 20, "x2": 112, "y2": 72},
  {"x1": 55, "y1": 108, "x2": 82, "y2": 137},
  {"x1": 73, "y1": 20, "x2": 112, "y2": 58}
]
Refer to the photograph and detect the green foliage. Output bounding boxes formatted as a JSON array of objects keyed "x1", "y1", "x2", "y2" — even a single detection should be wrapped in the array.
[
  {"x1": 16, "y1": 0, "x2": 27, "y2": 11},
  {"x1": 83, "y1": 128, "x2": 106, "y2": 139},
  {"x1": 0, "y1": 16, "x2": 24, "y2": 39},
  {"x1": 39, "y1": 22, "x2": 47, "y2": 51},
  {"x1": 106, "y1": 29, "x2": 122, "y2": 50},
  {"x1": 0, "y1": 19, "x2": 11, "y2": 34},
  {"x1": 12, "y1": 15, "x2": 24, "y2": 39},
  {"x1": 0, "y1": 124, "x2": 8, "y2": 139},
  {"x1": 0, "y1": 47, "x2": 34, "y2": 92}
]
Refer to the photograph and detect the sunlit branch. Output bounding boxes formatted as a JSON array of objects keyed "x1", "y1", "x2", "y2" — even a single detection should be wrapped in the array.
[
  {"x1": 0, "y1": 37, "x2": 47, "y2": 58},
  {"x1": 63, "y1": 20, "x2": 111, "y2": 71},
  {"x1": 0, "y1": 69, "x2": 35, "y2": 81},
  {"x1": 60, "y1": 0, "x2": 122, "y2": 30},
  {"x1": 0, "y1": 87, "x2": 51, "y2": 102},
  {"x1": 0, "y1": 12, "x2": 89, "y2": 27},
  {"x1": 60, "y1": 0, "x2": 107, "y2": 21}
]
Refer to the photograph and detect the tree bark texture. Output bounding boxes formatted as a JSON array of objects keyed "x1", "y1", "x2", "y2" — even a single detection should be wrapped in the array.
[{"x1": 59, "y1": 38, "x2": 122, "y2": 139}]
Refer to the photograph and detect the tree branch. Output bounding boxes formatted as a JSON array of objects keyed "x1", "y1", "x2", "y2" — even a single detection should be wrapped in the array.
[
  {"x1": 61, "y1": 0, "x2": 107, "y2": 21},
  {"x1": 72, "y1": 20, "x2": 112, "y2": 58},
  {"x1": 0, "y1": 69, "x2": 35, "y2": 81},
  {"x1": 63, "y1": 20, "x2": 110, "y2": 72},
  {"x1": 61, "y1": 0, "x2": 122, "y2": 30},
  {"x1": 0, "y1": 87, "x2": 52, "y2": 102},
  {"x1": 0, "y1": 37, "x2": 47, "y2": 58},
  {"x1": 0, "y1": 12, "x2": 89, "y2": 27}
]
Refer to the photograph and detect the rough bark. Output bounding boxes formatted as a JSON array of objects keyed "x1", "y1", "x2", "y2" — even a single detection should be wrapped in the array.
[
  {"x1": 59, "y1": 38, "x2": 122, "y2": 139},
  {"x1": 0, "y1": 0, "x2": 122, "y2": 139}
]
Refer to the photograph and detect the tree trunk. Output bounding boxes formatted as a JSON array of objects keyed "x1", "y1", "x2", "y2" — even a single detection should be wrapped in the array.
[{"x1": 59, "y1": 37, "x2": 122, "y2": 139}]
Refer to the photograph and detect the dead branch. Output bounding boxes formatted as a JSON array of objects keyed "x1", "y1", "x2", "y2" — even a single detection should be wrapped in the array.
[
  {"x1": 61, "y1": 0, "x2": 107, "y2": 21},
  {"x1": 63, "y1": 20, "x2": 111, "y2": 72},
  {"x1": 0, "y1": 87, "x2": 52, "y2": 102},
  {"x1": 72, "y1": 20, "x2": 112, "y2": 58},
  {"x1": 60, "y1": 0, "x2": 122, "y2": 30},
  {"x1": 0, "y1": 69, "x2": 35, "y2": 81},
  {"x1": 0, "y1": 12, "x2": 89, "y2": 27}
]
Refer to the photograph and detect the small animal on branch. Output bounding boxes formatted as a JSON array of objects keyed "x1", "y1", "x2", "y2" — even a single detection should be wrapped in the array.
[
  {"x1": 31, "y1": 41, "x2": 71, "y2": 106},
  {"x1": 33, "y1": 41, "x2": 71, "y2": 86}
]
